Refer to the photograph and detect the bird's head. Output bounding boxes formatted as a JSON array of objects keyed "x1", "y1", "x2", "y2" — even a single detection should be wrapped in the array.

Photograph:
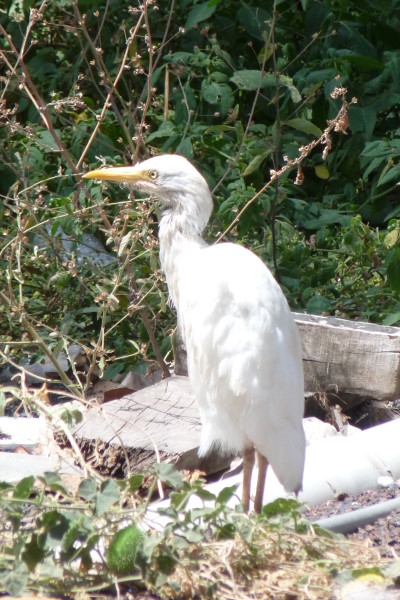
[{"x1": 83, "y1": 154, "x2": 213, "y2": 234}]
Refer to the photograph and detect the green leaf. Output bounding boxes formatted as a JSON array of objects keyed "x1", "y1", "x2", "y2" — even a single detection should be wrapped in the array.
[
  {"x1": 285, "y1": 118, "x2": 322, "y2": 137},
  {"x1": 154, "y1": 462, "x2": 183, "y2": 489},
  {"x1": 36, "y1": 129, "x2": 62, "y2": 152},
  {"x1": 382, "y1": 311, "x2": 400, "y2": 326},
  {"x1": 261, "y1": 498, "x2": 300, "y2": 516},
  {"x1": 146, "y1": 120, "x2": 176, "y2": 142},
  {"x1": 386, "y1": 247, "x2": 400, "y2": 292},
  {"x1": 3, "y1": 561, "x2": 29, "y2": 596},
  {"x1": 78, "y1": 478, "x2": 97, "y2": 501},
  {"x1": 242, "y1": 150, "x2": 272, "y2": 176},
  {"x1": 96, "y1": 479, "x2": 120, "y2": 515},
  {"x1": 184, "y1": 1, "x2": 218, "y2": 30},
  {"x1": 22, "y1": 534, "x2": 46, "y2": 570},
  {"x1": 128, "y1": 473, "x2": 144, "y2": 491},
  {"x1": 13, "y1": 476, "x2": 35, "y2": 499},
  {"x1": 103, "y1": 362, "x2": 125, "y2": 380},
  {"x1": 230, "y1": 71, "x2": 301, "y2": 102},
  {"x1": 278, "y1": 75, "x2": 301, "y2": 103},
  {"x1": 201, "y1": 80, "x2": 233, "y2": 116},
  {"x1": 176, "y1": 137, "x2": 193, "y2": 158},
  {"x1": 40, "y1": 510, "x2": 70, "y2": 549},
  {"x1": 237, "y1": 5, "x2": 271, "y2": 41},
  {"x1": 41, "y1": 471, "x2": 69, "y2": 495},
  {"x1": 201, "y1": 80, "x2": 231, "y2": 104},
  {"x1": 306, "y1": 295, "x2": 332, "y2": 314},
  {"x1": 378, "y1": 165, "x2": 400, "y2": 187},
  {"x1": 231, "y1": 69, "x2": 271, "y2": 90},
  {"x1": 216, "y1": 484, "x2": 238, "y2": 505},
  {"x1": 205, "y1": 125, "x2": 235, "y2": 134}
]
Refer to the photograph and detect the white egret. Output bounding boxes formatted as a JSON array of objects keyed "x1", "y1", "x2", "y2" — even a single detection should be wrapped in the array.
[{"x1": 84, "y1": 154, "x2": 305, "y2": 513}]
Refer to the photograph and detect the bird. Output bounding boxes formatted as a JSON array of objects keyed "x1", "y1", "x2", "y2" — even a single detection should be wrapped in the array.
[{"x1": 83, "y1": 154, "x2": 306, "y2": 513}]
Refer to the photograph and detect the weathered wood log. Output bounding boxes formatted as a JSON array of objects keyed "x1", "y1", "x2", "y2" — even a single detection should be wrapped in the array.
[
  {"x1": 74, "y1": 314, "x2": 400, "y2": 474},
  {"x1": 294, "y1": 313, "x2": 400, "y2": 404},
  {"x1": 73, "y1": 376, "x2": 232, "y2": 476},
  {"x1": 176, "y1": 313, "x2": 400, "y2": 405}
]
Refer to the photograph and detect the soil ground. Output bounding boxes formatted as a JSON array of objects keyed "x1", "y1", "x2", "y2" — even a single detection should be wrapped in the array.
[{"x1": 304, "y1": 484, "x2": 400, "y2": 559}]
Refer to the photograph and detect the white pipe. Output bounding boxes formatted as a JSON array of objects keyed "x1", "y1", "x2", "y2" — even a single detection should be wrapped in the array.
[
  {"x1": 214, "y1": 417, "x2": 400, "y2": 508},
  {"x1": 298, "y1": 417, "x2": 400, "y2": 506},
  {"x1": 146, "y1": 418, "x2": 400, "y2": 527}
]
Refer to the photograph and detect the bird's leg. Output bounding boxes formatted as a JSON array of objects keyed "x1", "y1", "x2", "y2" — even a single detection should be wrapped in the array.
[
  {"x1": 242, "y1": 445, "x2": 255, "y2": 512},
  {"x1": 254, "y1": 452, "x2": 268, "y2": 514}
]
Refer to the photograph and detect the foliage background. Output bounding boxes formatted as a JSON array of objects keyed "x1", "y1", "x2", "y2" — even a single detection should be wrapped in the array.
[{"x1": 2, "y1": 0, "x2": 400, "y2": 385}]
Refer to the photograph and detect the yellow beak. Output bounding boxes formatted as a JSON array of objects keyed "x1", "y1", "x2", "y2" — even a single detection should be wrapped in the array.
[{"x1": 83, "y1": 166, "x2": 146, "y2": 183}]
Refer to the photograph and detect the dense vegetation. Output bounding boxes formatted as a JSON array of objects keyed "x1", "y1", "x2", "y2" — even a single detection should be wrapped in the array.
[{"x1": 2, "y1": 0, "x2": 400, "y2": 382}]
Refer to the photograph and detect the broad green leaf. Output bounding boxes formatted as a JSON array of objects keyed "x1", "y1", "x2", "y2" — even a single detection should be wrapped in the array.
[
  {"x1": 3, "y1": 562, "x2": 29, "y2": 596},
  {"x1": 201, "y1": 80, "x2": 233, "y2": 116},
  {"x1": 341, "y1": 54, "x2": 385, "y2": 71},
  {"x1": 40, "y1": 510, "x2": 70, "y2": 549},
  {"x1": 13, "y1": 476, "x2": 35, "y2": 499},
  {"x1": 96, "y1": 479, "x2": 120, "y2": 515},
  {"x1": 262, "y1": 498, "x2": 300, "y2": 516},
  {"x1": 22, "y1": 534, "x2": 46, "y2": 570},
  {"x1": 146, "y1": 121, "x2": 176, "y2": 142},
  {"x1": 230, "y1": 71, "x2": 301, "y2": 102},
  {"x1": 41, "y1": 471, "x2": 69, "y2": 494},
  {"x1": 216, "y1": 484, "x2": 238, "y2": 505},
  {"x1": 184, "y1": 1, "x2": 218, "y2": 30},
  {"x1": 231, "y1": 69, "x2": 270, "y2": 90},
  {"x1": 306, "y1": 295, "x2": 332, "y2": 314},
  {"x1": 36, "y1": 129, "x2": 62, "y2": 152},
  {"x1": 103, "y1": 362, "x2": 125, "y2": 380},
  {"x1": 201, "y1": 81, "x2": 231, "y2": 104},
  {"x1": 362, "y1": 155, "x2": 387, "y2": 179},
  {"x1": 382, "y1": 311, "x2": 400, "y2": 326},
  {"x1": 163, "y1": 51, "x2": 194, "y2": 65},
  {"x1": 209, "y1": 71, "x2": 229, "y2": 84},
  {"x1": 154, "y1": 462, "x2": 183, "y2": 488},
  {"x1": 78, "y1": 478, "x2": 97, "y2": 501},
  {"x1": 386, "y1": 248, "x2": 400, "y2": 292},
  {"x1": 176, "y1": 137, "x2": 193, "y2": 157},
  {"x1": 285, "y1": 118, "x2": 322, "y2": 137},
  {"x1": 128, "y1": 473, "x2": 144, "y2": 491},
  {"x1": 237, "y1": 5, "x2": 271, "y2": 41}
]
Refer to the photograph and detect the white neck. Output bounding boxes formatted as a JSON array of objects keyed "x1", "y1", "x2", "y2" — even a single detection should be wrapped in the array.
[{"x1": 158, "y1": 190, "x2": 210, "y2": 309}]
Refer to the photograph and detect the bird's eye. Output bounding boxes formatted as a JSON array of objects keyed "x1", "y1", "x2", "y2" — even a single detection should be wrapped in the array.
[{"x1": 148, "y1": 169, "x2": 158, "y2": 180}]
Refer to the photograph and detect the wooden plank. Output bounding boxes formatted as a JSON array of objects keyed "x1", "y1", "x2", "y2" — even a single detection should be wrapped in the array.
[
  {"x1": 294, "y1": 313, "x2": 400, "y2": 402},
  {"x1": 175, "y1": 313, "x2": 400, "y2": 402}
]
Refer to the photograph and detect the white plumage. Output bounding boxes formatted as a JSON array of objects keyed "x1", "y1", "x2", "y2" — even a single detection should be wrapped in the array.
[{"x1": 84, "y1": 154, "x2": 306, "y2": 512}]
